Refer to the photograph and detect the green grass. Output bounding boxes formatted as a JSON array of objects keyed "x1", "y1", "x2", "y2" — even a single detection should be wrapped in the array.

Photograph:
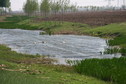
[
  {"x1": 0, "y1": 22, "x2": 36, "y2": 30},
  {"x1": 0, "y1": 16, "x2": 37, "y2": 30},
  {"x1": 0, "y1": 45, "x2": 108, "y2": 84},
  {"x1": 108, "y1": 35, "x2": 126, "y2": 47},
  {"x1": 0, "y1": 15, "x2": 91, "y2": 35},
  {"x1": 83, "y1": 23, "x2": 126, "y2": 35},
  {"x1": 18, "y1": 19, "x2": 91, "y2": 35},
  {"x1": 5, "y1": 15, "x2": 31, "y2": 22},
  {"x1": 74, "y1": 58, "x2": 126, "y2": 84},
  {"x1": 82, "y1": 23, "x2": 126, "y2": 56},
  {"x1": 83, "y1": 23, "x2": 126, "y2": 47}
]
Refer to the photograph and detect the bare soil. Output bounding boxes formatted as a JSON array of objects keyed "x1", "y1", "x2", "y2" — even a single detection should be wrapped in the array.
[{"x1": 35, "y1": 10, "x2": 126, "y2": 26}]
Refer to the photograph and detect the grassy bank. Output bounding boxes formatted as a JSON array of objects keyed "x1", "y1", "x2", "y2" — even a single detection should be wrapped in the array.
[
  {"x1": 0, "y1": 16, "x2": 37, "y2": 30},
  {"x1": 74, "y1": 58, "x2": 126, "y2": 84},
  {"x1": 0, "y1": 15, "x2": 91, "y2": 34},
  {"x1": 83, "y1": 23, "x2": 126, "y2": 47},
  {"x1": 82, "y1": 23, "x2": 126, "y2": 56},
  {"x1": 18, "y1": 18, "x2": 91, "y2": 35},
  {"x1": 0, "y1": 45, "x2": 108, "y2": 84}
]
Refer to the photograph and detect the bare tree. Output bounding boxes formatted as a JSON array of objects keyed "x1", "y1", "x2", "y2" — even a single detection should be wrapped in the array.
[
  {"x1": 106, "y1": 0, "x2": 114, "y2": 7},
  {"x1": 122, "y1": 0, "x2": 126, "y2": 9},
  {"x1": 117, "y1": 0, "x2": 119, "y2": 7}
]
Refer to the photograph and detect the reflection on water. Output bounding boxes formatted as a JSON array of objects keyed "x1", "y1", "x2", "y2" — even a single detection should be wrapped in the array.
[{"x1": 0, "y1": 29, "x2": 121, "y2": 64}]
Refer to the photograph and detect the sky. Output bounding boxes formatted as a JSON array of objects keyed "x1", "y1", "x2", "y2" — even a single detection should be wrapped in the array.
[{"x1": 10, "y1": 0, "x2": 124, "y2": 11}]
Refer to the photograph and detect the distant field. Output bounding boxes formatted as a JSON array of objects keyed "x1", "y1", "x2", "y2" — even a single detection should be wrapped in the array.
[{"x1": 36, "y1": 10, "x2": 126, "y2": 26}]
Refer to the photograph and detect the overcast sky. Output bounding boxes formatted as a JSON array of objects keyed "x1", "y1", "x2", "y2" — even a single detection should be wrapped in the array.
[{"x1": 10, "y1": 0, "x2": 124, "y2": 11}]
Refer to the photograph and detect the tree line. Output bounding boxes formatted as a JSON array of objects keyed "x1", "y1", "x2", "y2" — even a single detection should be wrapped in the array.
[
  {"x1": 23, "y1": 0, "x2": 77, "y2": 17},
  {"x1": 106, "y1": 0, "x2": 126, "y2": 9}
]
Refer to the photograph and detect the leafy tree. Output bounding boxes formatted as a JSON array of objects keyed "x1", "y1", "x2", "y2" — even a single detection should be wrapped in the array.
[
  {"x1": 0, "y1": 0, "x2": 10, "y2": 15},
  {"x1": 23, "y1": 0, "x2": 39, "y2": 16},
  {"x1": 0, "y1": 0, "x2": 10, "y2": 8},
  {"x1": 50, "y1": 0, "x2": 61, "y2": 14},
  {"x1": 40, "y1": 0, "x2": 50, "y2": 17},
  {"x1": 59, "y1": 0, "x2": 70, "y2": 12},
  {"x1": 5, "y1": 0, "x2": 10, "y2": 8},
  {"x1": 0, "y1": 0, "x2": 5, "y2": 7},
  {"x1": 69, "y1": 4, "x2": 77, "y2": 12}
]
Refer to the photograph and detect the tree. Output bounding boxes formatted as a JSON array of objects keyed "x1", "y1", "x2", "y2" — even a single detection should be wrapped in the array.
[
  {"x1": 5, "y1": 0, "x2": 10, "y2": 8},
  {"x1": 69, "y1": 3, "x2": 78, "y2": 12},
  {"x1": 23, "y1": 0, "x2": 39, "y2": 16},
  {"x1": 117, "y1": 0, "x2": 119, "y2": 7},
  {"x1": 58, "y1": 0, "x2": 70, "y2": 23},
  {"x1": 0, "y1": 0, "x2": 10, "y2": 15},
  {"x1": 0, "y1": 0, "x2": 10, "y2": 8},
  {"x1": 106, "y1": 0, "x2": 114, "y2": 7},
  {"x1": 122, "y1": 0, "x2": 126, "y2": 9},
  {"x1": 40, "y1": 0, "x2": 50, "y2": 17},
  {"x1": 50, "y1": 0, "x2": 61, "y2": 14},
  {"x1": 0, "y1": 0, "x2": 5, "y2": 7},
  {"x1": 4, "y1": 0, "x2": 10, "y2": 13},
  {"x1": 0, "y1": 0, "x2": 4, "y2": 15}
]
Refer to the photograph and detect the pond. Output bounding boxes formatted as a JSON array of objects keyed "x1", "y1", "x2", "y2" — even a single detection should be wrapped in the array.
[{"x1": 0, "y1": 29, "x2": 121, "y2": 64}]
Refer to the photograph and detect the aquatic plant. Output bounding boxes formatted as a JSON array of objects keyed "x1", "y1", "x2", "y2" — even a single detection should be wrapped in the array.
[
  {"x1": 104, "y1": 47, "x2": 126, "y2": 57},
  {"x1": 74, "y1": 57, "x2": 126, "y2": 84}
]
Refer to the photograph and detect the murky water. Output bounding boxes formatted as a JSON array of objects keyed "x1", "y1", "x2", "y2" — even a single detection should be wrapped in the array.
[{"x1": 0, "y1": 29, "x2": 121, "y2": 64}]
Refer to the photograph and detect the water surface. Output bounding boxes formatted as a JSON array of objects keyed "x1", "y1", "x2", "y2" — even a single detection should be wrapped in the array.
[{"x1": 0, "y1": 29, "x2": 121, "y2": 64}]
